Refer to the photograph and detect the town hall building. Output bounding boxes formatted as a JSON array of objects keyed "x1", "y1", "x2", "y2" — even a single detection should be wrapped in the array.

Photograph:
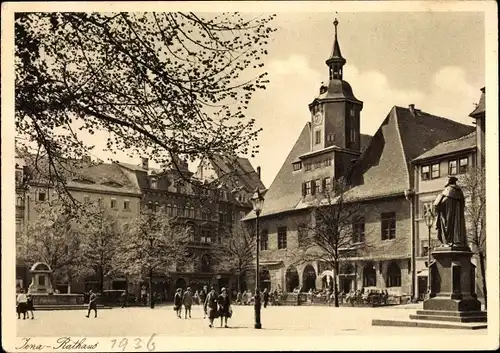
[{"x1": 243, "y1": 19, "x2": 475, "y2": 298}]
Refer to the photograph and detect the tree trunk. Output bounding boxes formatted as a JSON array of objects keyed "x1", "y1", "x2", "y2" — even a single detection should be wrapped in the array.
[
  {"x1": 237, "y1": 273, "x2": 241, "y2": 293},
  {"x1": 333, "y1": 262, "x2": 339, "y2": 308},
  {"x1": 99, "y1": 267, "x2": 104, "y2": 294},
  {"x1": 149, "y1": 269, "x2": 154, "y2": 309},
  {"x1": 478, "y1": 251, "x2": 487, "y2": 310}
]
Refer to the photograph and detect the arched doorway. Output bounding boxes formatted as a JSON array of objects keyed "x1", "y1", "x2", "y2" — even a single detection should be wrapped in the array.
[
  {"x1": 339, "y1": 263, "x2": 355, "y2": 293},
  {"x1": 302, "y1": 265, "x2": 317, "y2": 292},
  {"x1": 260, "y1": 269, "x2": 271, "y2": 291},
  {"x1": 363, "y1": 262, "x2": 377, "y2": 287},
  {"x1": 285, "y1": 265, "x2": 299, "y2": 292},
  {"x1": 386, "y1": 262, "x2": 401, "y2": 288},
  {"x1": 320, "y1": 270, "x2": 334, "y2": 290}
]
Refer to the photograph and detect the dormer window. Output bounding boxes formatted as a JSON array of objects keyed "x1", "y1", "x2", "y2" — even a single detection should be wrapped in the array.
[{"x1": 292, "y1": 162, "x2": 302, "y2": 171}]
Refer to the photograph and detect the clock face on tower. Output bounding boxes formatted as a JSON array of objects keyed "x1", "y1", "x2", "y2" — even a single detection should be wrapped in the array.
[{"x1": 313, "y1": 112, "x2": 323, "y2": 125}]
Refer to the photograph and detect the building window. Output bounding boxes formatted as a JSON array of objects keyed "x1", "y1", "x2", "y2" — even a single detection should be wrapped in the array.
[
  {"x1": 277, "y1": 226, "x2": 287, "y2": 249},
  {"x1": 37, "y1": 192, "x2": 46, "y2": 202},
  {"x1": 324, "y1": 159, "x2": 331, "y2": 167},
  {"x1": 304, "y1": 181, "x2": 311, "y2": 195},
  {"x1": 124, "y1": 199, "x2": 130, "y2": 210},
  {"x1": 352, "y1": 217, "x2": 365, "y2": 243},
  {"x1": 83, "y1": 195, "x2": 90, "y2": 204},
  {"x1": 459, "y1": 157, "x2": 468, "y2": 174},
  {"x1": 386, "y1": 262, "x2": 402, "y2": 287},
  {"x1": 448, "y1": 160, "x2": 457, "y2": 175},
  {"x1": 431, "y1": 163, "x2": 440, "y2": 179},
  {"x1": 327, "y1": 133, "x2": 335, "y2": 142},
  {"x1": 16, "y1": 196, "x2": 24, "y2": 207},
  {"x1": 261, "y1": 229, "x2": 268, "y2": 251},
  {"x1": 292, "y1": 162, "x2": 302, "y2": 171},
  {"x1": 200, "y1": 254, "x2": 211, "y2": 273},
  {"x1": 314, "y1": 179, "x2": 321, "y2": 194},
  {"x1": 315, "y1": 130, "x2": 322, "y2": 145},
  {"x1": 349, "y1": 128, "x2": 357, "y2": 144},
  {"x1": 314, "y1": 160, "x2": 321, "y2": 169},
  {"x1": 324, "y1": 177, "x2": 331, "y2": 192},
  {"x1": 111, "y1": 198, "x2": 117, "y2": 209},
  {"x1": 363, "y1": 263, "x2": 377, "y2": 287},
  {"x1": 305, "y1": 163, "x2": 311, "y2": 172},
  {"x1": 381, "y1": 212, "x2": 396, "y2": 240},
  {"x1": 219, "y1": 212, "x2": 225, "y2": 224},
  {"x1": 421, "y1": 165, "x2": 430, "y2": 180},
  {"x1": 150, "y1": 178, "x2": 158, "y2": 189}
]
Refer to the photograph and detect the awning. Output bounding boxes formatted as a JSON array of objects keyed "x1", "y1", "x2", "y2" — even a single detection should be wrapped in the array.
[{"x1": 417, "y1": 269, "x2": 429, "y2": 277}]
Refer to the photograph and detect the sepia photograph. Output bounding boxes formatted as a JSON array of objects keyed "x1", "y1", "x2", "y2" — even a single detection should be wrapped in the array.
[{"x1": 2, "y1": 1, "x2": 498, "y2": 351}]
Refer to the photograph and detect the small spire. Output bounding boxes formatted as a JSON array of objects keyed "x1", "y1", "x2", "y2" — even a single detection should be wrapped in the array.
[{"x1": 326, "y1": 17, "x2": 346, "y2": 80}]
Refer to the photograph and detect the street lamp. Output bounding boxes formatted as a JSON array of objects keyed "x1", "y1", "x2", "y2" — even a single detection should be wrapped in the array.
[
  {"x1": 424, "y1": 209, "x2": 435, "y2": 298},
  {"x1": 250, "y1": 187, "x2": 265, "y2": 330}
]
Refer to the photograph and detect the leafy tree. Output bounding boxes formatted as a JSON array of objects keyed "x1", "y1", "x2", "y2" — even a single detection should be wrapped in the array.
[
  {"x1": 462, "y1": 168, "x2": 487, "y2": 308},
  {"x1": 17, "y1": 199, "x2": 87, "y2": 292},
  {"x1": 115, "y1": 205, "x2": 190, "y2": 308},
  {"x1": 213, "y1": 222, "x2": 255, "y2": 292},
  {"x1": 293, "y1": 177, "x2": 366, "y2": 307},
  {"x1": 15, "y1": 12, "x2": 276, "y2": 197},
  {"x1": 79, "y1": 201, "x2": 121, "y2": 294}
]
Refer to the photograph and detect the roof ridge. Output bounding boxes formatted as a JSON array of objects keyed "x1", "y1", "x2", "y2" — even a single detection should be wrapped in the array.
[{"x1": 394, "y1": 105, "x2": 473, "y2": 129}]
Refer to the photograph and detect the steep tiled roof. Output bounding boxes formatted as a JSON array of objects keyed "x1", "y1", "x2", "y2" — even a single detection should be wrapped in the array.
[
  {"x1": 469, "y1": 87, "x2": 485, "y2": 117},
  {"x1": 245, "y1": 105, "x2": 475, "y2": 219},
  {"x1": 18, "y1": 153, "x2": 141, "y2": 195},
  {"x1": 210, "y1": 155, "x2": 266, "y2": 192},
  {"x1": 412, "y1": 132, "x2": 476, "y2": 162}
]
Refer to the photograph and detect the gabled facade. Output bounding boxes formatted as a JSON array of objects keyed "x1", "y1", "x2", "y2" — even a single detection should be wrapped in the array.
[
  {"x1": 411, "y1": 87, "x2": 486, "y2": 300},
  {"x1": 243, "y1": 19, "x2": 476, "y2": 298}
]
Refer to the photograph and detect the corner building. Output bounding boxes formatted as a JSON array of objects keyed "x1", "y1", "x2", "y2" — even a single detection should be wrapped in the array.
[{"x1": 243, "y1": 20, "x2": 475, "y2": 297}]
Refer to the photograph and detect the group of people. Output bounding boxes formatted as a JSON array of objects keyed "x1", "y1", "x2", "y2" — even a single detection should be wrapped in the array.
[
  {"x1": 172, "y1": 285, "x2": 232, "y2": 328},
  {"x1": 16, "y1": 289, "x2": 35, "y2": 320},
  {"x1": 234, "y1": 288, "x2": 275, "y2": 307}
]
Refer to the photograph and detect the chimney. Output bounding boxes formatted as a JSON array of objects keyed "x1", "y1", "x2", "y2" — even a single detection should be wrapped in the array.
[
  {"x1": 141, "y1": 157, "x2": 149, "y2": 170},
  {"x1": 408, "y1": 104, "x2": 416, "y2": 116},
  {"x1": 257, "y1": 166, "x2": 261, "y2": 179}
]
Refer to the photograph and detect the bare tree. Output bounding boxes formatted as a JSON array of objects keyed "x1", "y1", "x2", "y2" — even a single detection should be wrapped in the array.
[
  {"x1": 115, "y1": 205, "x2": 190, "y2": 308},
  {"x1": 293, "y1": 177, "x2": 366, "y2": 307},
  {"x1": 213, "y1": 222, "x2": 256, "y2": 292},
  {"x1": 462, "y1": 167, "x2": 486, "y2": 308},
  {"x1": 79, "y1": 201, "x2": 121, "y2": 294},
  {"x1": 15, "y1": 12, "x2": 276, "y2": 201},
  {"x1": 16, "y1": 200, "x2": 87, "y2": 292}
]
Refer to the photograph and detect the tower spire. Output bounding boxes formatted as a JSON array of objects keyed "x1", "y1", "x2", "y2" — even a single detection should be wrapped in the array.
[{"x1": 326, "y1": 17, "x2": 346, "y2": 80}]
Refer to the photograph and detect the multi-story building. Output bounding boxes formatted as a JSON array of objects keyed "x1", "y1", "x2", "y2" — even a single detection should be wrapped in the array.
[
  {"x1": 15, "y1": 153, "x2": 142, "y2": 293},
  {"x1": 16, "y1": 152, "x2": 265, "y2": 298},
  {"x1": 412, "y1": 87, "x2": 486, "y2": 300},
  {"x1": 242, "y1": 19, "x2": 474, "y2": 297}
]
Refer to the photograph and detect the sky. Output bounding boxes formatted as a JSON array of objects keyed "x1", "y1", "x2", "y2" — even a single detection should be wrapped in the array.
[{"x1": 21, "y1": 11, "x2": 486, "y2": 189}]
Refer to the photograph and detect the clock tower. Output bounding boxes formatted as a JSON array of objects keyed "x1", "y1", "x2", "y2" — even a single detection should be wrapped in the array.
[{"x1": 308, "y1": 18, "x2": 363, "y2": 153}]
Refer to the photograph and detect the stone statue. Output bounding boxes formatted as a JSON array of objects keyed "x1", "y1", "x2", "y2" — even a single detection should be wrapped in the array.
[{"x1": 433, "y1": 176, "x2": 468, "y2": 248}]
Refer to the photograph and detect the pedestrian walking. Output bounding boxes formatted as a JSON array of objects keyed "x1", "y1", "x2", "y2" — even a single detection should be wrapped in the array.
[
  {"x1": 86, "y1": 289, "x2": 97, "y2": 318},
  {"x1": 263, "y1": 288, "x2": 270, "y2": 308},
  {"x1": 16, "y1": 289, "x2": 28, "y2": 320},
  {"x1": 173, "y1": 288, "x2": 183, "y2": 319},
  {"x1": 193, "y1": 290, "x2": 200, "y2": 305},
  {"x1": 199, "y1": 285, "x2": 208, "y2": 318},
  {"x1": 140, "y1": 286, "x2": 147, "y2": 306},
  {"x1": 26, "y1": 294, "x2": 35, "y2": 319},
  {"x1": 121, "y1": 290, "x2": 128, "y2": 308},
  {"x1": 183, "y1": 287, "x2": 193, "y2": 319},
  {"x1": 204, "y1": 286, "x2": 218, "y2": 328},
  {"x1": 217, "y1": 288, "x2": 232, "y2": 328}
]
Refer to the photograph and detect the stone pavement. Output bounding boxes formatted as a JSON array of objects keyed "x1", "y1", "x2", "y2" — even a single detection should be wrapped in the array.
[{"x1": 16, "y1": 303, "x2": 487, "y2": 338}]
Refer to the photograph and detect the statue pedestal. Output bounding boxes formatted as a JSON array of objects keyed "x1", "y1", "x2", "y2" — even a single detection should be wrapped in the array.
[{"x1": 412, "y1": 246, "x2": 486, "y2": 323}]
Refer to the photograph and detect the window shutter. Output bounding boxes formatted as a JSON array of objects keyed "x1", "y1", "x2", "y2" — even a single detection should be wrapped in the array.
[
  {"x1": 311, "y1": 180, "x2": 316, "y2": 195},
  {"x1": 302, "y1": 183, "x2": 306, "y2": 196}
]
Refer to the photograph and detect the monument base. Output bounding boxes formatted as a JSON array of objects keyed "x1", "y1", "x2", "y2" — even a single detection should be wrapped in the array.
[
  {"x1": 423, "y1": 297, "x2": 482, "y2": 312},
  {"x1": 31, "y1": 293, "x2": 84, "y2": 306}
]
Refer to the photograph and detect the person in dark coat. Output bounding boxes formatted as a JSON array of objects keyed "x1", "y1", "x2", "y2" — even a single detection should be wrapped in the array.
[
  {"x1": 26, "y1": 294, "x2": 35, "y2": 319},
  {"x1": 203, "y1": 287, "x2": 218, "y2": 328},
  {"x1": 86, "y1": 290, "x2": 97, "y2": 318},
  {"x1": 199, "y1": 285, "x2": 208, "y2": 318},
  {"x1": 173, "y1": 288, "x2": 183, "y2": 318},
  {"x1": 121, "y1": 290, "x2": 128, "y2": 308},
  {"x1": 217, "y1": 287, "x2": 231, "y2": 328},
  {"x1": 263, "y1": 288, "x2": 270, "y2": 308}
]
